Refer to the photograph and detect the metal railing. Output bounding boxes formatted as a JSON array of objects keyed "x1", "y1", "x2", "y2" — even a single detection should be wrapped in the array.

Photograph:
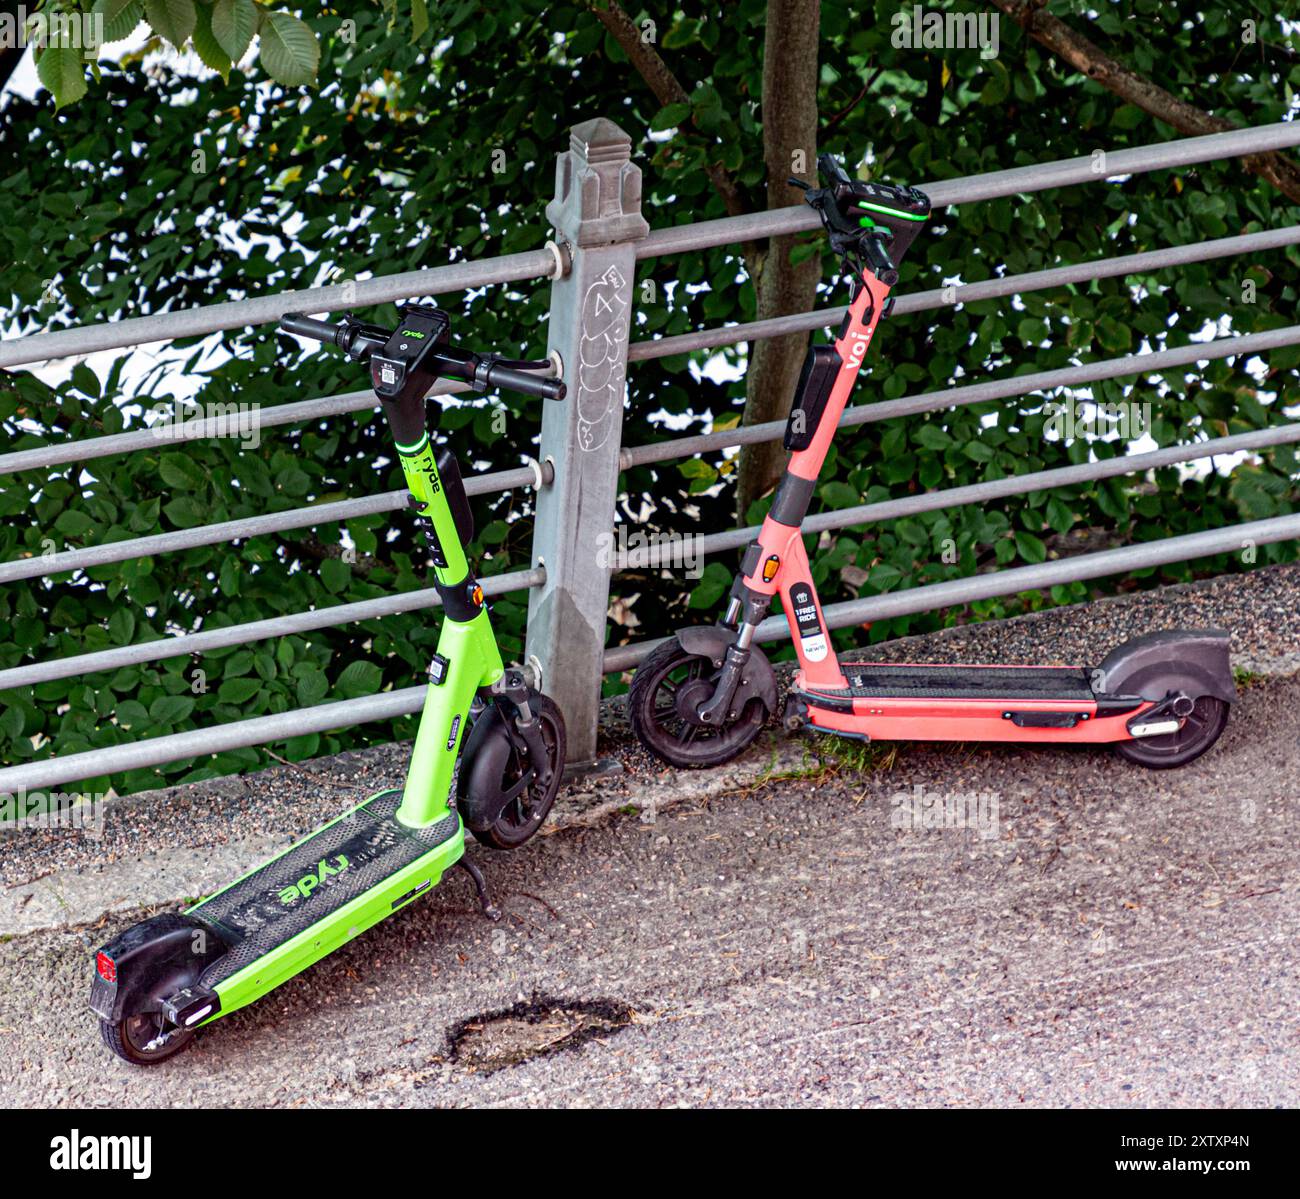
[{"x1": 2, "y1": 118, "x2": 1299, "y2": 791}]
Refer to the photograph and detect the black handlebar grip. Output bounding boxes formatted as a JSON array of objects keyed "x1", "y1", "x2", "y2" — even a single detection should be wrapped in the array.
[
  {"x1": 279, "y1": 313, "x2": 339, "y2": 343},
  {"x1": 484, "y1": 363, "x2": 567, "y2": 401},
  {"x1": 863, "y1": 237, "x2": 899, "y2": 287}
]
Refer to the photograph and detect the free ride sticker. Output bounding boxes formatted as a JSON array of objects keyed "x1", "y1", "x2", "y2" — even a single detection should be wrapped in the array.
[{"x1": 789, "y1": 581, "x2": 828, "y2": 662}]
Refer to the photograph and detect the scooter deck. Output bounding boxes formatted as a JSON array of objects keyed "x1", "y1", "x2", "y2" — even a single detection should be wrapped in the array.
[
  {"x1": 188, "y1": 789, "x2": 461, "y2": 1007},
  {"x1": 795, "y1": 661, "x2": 1149, "y2": 745},
  {"x1": 838, "y1": 662, "x2": 1094, "y2": 700}
]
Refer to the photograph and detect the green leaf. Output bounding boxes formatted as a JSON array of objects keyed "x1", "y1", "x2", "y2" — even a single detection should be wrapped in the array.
[
  {"x1": 71, "y1": 363, "x2": 101, "y2": 398},
  {"x1": 275, "y1": 465, "x2": 310, "y2": 496},
  {"x1": 145, "y1": 0, "x2": 198, "y2": 49},
  {"x1": 36, "y1": 46, "x2": 88, "y2": 110},
  {"x1": 296, "y1": 669, "x2": 328, "y2": 707},
  {"x1": 193, "y1": 2, "x2": 233, "y2": 79},
  {"x1": 259, "y1": 11, "x2": 321, "y2": 88},
  {"x1": 1014, "y1": 531, "x2": 1047, "y2": 564},
  {"x1": 1017, "y1": 317, "x2": 1048, "y2": 343},
  {"x1": 914, "y1": 424, "x2": 953, "y2": 450},
  {"x1": 211, "y1": 0, "x2": 257, "y2": 61},
  {"x1": 478, "y1": 520, "x2": 509, "y2": 545},
  {"x1": 687, "y1": 562, "x2": 731, "y2": 611},
  {"x1": 55, "y1": 509, "x2": 95, "y2": 537},
  {"x1": 319, "y1": 558, "x2": 350, "y2": 593},
  {"x1": 93, "y1": 0, "x2": 145, "y2": 43},
  {"x1": 115, "y1": 701, "x2": 149, "y2": 730},
  {"x1": 108, "y1": 608, "x2": 136, "y2": 645},
  {"x1": 217, "y1": 677, "x2": 263, "y2": 704},
  {"x1": 0, "y1": 705, "x2": 24, "y2": 741},
  {"x1": 149, "y1": 695, "x2": 195, "y2": 725},
  {"x1": 677, "y1": 458, "x2": 716, "y2": 479},
  {"x1": 163, "y1": 496, "x2": 206, "y2": 528},
  {"x1": 159, "y1": 451, "x2": 204, "y2": 490},
  {"x1": 336, "y1": 660, "x2": 383, "y2": 698},
  {"x1": 979, "y1": 60, "x2": 1010, "y2": 106},
  {"x1": 820, "y1": 481, "x2": 858, "y2": 509},
  {"x1": 868, "y1": 563, "x2": 902, "y2": 590},
  {"x1": 650, "y1": 102, "x2": 692, "y2": 132},
  {"x1": 411, "y1": 0, "x2": 429, "y2": 42}
]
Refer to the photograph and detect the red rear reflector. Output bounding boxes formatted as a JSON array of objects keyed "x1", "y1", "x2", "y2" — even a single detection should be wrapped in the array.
[{"x1": 96, "y1": 952, "x2": 116, "y2": 983}]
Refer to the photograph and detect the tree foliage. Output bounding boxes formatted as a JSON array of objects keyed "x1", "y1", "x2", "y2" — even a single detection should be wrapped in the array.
[
  {"x1": 21, "y1": 0, "x2": 320, "y2": 108},
  {"x1": 1, "y1": 1, "x2": 1298, "y2": 793}
]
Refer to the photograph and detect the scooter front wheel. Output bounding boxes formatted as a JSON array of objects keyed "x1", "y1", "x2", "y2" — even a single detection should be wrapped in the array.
[
  {"x1": 100, "y1": 1012, "x2": 194, "y2": 1066},
  {"x1": 470, "y1": 694, "x2": 567, "y2": 850},
  {"x1": 1115, "y1": 696, "x2": 1229, "y2": 769},
  {"x1": 628, "y1": 637, "x2": 767, "y2": 769}
]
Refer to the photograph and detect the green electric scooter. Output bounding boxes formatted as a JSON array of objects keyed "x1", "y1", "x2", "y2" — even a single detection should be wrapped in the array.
[{"x1": 90, "y1": 303, "x2": 568, "y2": 1064}]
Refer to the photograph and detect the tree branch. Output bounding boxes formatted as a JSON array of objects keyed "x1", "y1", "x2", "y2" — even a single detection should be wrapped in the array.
[
  {"x1": 823, "y1": 68, "x2": 881, "y2": 135},
  {"x1": 990, "y1": 0, "x2": 1300, "y2": 204}
]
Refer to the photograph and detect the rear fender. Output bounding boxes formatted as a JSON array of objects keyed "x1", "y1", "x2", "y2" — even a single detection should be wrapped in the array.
[
  {"x1": 1095, "y1": 629, "x2": 1235, "y2": 704},
  {"x1": 89, "y1": 913, "x2": 230, "y2": 1023}
]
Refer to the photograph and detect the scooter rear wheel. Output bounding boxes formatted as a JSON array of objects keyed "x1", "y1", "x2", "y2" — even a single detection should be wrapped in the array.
[
  {"x1": 1115, "y1": 696, "x2": 1229, "y2": 769},
  {"x1": 628, "y1": 637, "x2": 767, "y2": 769},
  {"x1": 100, "y1": 1012, "x2": 194, "y2": 1066}
]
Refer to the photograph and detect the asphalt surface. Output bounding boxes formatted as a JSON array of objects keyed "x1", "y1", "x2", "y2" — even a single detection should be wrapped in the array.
[{"x1": 1, "y1": 564, "x2": 1298, "y2": 1107}]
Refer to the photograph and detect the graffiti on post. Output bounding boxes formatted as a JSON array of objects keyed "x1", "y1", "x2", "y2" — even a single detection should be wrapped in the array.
[{"x1": 576, "y1": 264, "x2": 629, "y2": 452}]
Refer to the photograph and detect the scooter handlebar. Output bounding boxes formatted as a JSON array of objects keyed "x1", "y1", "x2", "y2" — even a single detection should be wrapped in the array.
[
  {"x1": 279, "y1": 312, "x2": 566, "y2": 401},
  {"x1": 481, "y1": 362, "x2": 567, "y2": 401},
  {"x1": 278, "y1": 313, "x2": 340, "y2": 343}
]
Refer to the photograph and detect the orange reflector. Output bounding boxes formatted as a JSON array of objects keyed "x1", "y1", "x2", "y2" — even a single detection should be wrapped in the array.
[
  {"x1": 471, "y1": 585, "x2": 484, "y2": 606},
  {"x1": 762, "y1": 556, "x2": 780, "y2": 582}
]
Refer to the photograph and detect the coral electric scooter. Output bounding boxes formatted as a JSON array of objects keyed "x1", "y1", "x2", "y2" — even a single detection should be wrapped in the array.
[
  {"x1": 629, "y1": 155, "x2": 1234, "y2": 771},
  {"x1": 90, "y1": 305, "x2": 568, "y2": 1064}
]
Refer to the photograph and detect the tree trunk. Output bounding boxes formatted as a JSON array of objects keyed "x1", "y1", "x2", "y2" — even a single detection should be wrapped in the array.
[{"x1": 736, "y1": 0, "x2": 823, "y2": 518}]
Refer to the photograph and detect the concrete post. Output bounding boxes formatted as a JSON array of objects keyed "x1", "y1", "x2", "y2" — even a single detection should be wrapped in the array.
[{"x1": 527, "y1": 117, "x2": 648, "y2": 764}]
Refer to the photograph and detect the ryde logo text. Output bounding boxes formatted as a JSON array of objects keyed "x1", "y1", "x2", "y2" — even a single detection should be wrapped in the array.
[
  {"x1": 279, "y1": 855, "x2": 350, "y2": 905},
  {"x1": 50, "y1": 1129, "x2": 151, "y2": 1180}
]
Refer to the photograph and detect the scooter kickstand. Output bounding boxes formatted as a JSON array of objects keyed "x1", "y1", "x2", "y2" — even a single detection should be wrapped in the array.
[{"x1": 457, "y1": 857, "x2": 502, "y2": 922}]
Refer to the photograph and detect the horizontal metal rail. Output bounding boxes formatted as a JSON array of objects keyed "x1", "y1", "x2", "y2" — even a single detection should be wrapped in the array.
[
  {"x1": 0, "y1": 381, "x2": 471, "y2": 477},
  {"x1": 0, "y1": 251, "x2": 561, "y2": 370},
  {"x1": 17, "y1": 422, "x2": 1295, "y2": 691},
  {"x1": 3, "y1": 123, "x2": 1297, "y2": 372},
  {"x1": 8, "y1": 224, "x2": 1294, "y2": 477},
  {"x1": 612, "y1": 422, "x2": 1300, "y2": 568},
  {"x1": 621, "y1": 323, "x2": 1300, "y2": 468},
  {"x1": 635, "y1": 123, "x2": 1300, "y2": 260},
  {"x1": 0, "y1": 567, "x2": 544, "y2": 691},
  {"x1": 27, "y1": 293, "x2": 1292, "y2": 587},
  {"x1": 601, "y1": 511, "x2": 1300, "y2": 673},
  {"x1": 0, "y1": 459, "x2": 550, "y2": 584},
  {"x1": 627, "y1": 225, "x2": 1300, "y2": 362},
  {"x1": 10, "y1": 511, "x2": 1295, "y2": 792},
  {"x1": 0, "y1": 684, "x2": 433, "y2": 794}
]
